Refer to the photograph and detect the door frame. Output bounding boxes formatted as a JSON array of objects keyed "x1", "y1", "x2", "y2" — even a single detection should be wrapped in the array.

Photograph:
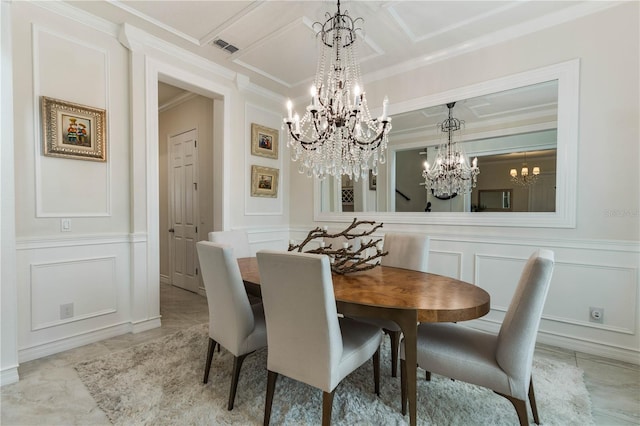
[{"x1": 128, "y1": 49, "x2": 232, "y2": 329}]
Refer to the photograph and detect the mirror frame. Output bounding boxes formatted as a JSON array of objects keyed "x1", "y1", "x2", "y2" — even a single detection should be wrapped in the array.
[{"x1": 314, "y1": 59, "x2": 579, "y2": 228}]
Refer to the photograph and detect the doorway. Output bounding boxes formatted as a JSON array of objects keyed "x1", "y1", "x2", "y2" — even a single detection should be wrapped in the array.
[{"x1": 157, "y1": 81, "x2": 215, "y2": 295}]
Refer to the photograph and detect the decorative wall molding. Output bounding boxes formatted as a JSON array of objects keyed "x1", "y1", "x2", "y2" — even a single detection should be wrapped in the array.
[
  {"x1": 366, "y1": 1, "x2": 621, "y2": 85},
  {"x1": 475, "y1": 253, "x2": 638, "y2": 335},
  {"x1": 31, "y1": 1, "x2": 120, "y2": 37},
  {"x1": 118, "y1": 23, "x2": 236, "y2": 82},
  {"x1": 16, "y1": 234, "x2": 133, "y2": 250},
  {"x1": 30, "y1": 256, "x2": 118, "y2": 331},
  {"x1": 32, "y1": 24, "x2": 112, "y2": 218},
  {"x1": 244, "y1": 102, "x2": 284, "y2": 216}
]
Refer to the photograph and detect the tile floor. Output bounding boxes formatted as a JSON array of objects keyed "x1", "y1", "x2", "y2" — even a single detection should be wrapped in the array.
[{"x1": 1, "y1": 284, "x2": 639, "y2": 425}]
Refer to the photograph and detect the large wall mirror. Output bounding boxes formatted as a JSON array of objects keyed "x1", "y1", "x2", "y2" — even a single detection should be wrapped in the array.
[{"x1": 315, "y1": 59, "x2": 579, "y2": 228}]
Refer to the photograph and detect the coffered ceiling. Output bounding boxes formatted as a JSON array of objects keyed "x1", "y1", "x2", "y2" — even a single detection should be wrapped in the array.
[{"x1": 70, "y1": 0, "x2": 616, "y2": 98}]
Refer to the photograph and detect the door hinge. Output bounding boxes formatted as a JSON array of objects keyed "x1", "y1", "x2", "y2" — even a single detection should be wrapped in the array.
[
  {"x1": 196, "y1": 226, "x2": 198, "y2": 233},
  {"x1": 194, "y1": 140, "x2": 197, "y2": 147},
  {"x1": 194, "y1": 182, "x2": 198, "y2": 190},
  {"x1": 195, "y1": 268, "x2": 199, "y2": 276}
]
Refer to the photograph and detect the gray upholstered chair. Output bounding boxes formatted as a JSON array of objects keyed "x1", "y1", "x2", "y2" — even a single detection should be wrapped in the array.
[
  {"x1": 356, "y1": 232, "x2": 430, "y2": 377},
  {"x1": 256, "y1": 250, "x2": 383, "y2": 426},
  {"x1": 196, "y1": 241, "x2": 267, "y2": 410},
  {"x1": 400, "y1": 249, "x2": 555, "y2": 425},
  {"x1": 208, "y1": 230, "x2": 252, "y2": 258}
]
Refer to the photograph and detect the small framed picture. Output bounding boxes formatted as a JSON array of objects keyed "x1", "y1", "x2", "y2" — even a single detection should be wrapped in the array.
[
  {"x1": 251, "y1": 123, "x2": 278, "y2": 159},
  {"x1": 369, "y1": 170, "x2": 377, "y2": 190},
  {"x1": 251, "y1": 165, "x2": 279, "y2": 198},
  {"x1": 41, "y1": 96, "x2": 106, "y2": 162}
]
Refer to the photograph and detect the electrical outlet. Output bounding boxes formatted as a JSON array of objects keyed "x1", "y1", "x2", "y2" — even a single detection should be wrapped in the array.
[
  {"x1": 589, "y1": 307, "x2": 604, "y2": 324},
  {"x1": 60, "y1": 303, "x2": 74, "y2": 319}
]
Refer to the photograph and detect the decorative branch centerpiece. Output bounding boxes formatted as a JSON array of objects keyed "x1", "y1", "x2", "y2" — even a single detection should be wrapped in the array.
[{"x1": 288, "y1": 218, "x2": 388, "y2": 274}]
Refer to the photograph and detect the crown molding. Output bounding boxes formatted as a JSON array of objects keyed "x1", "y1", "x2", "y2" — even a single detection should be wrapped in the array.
[
  {"x1": 363, "y1": 1, "x2": 623, "y2": 85},
  {"x1": 118, "y1": 23, "x2": 237, "y2": 82},
  {"x1": 30, "y1": 0, "x2": 119, "y2": 36}
]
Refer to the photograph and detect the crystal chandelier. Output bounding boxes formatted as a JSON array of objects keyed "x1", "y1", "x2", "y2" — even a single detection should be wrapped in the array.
[
  {"x1": 422, "y1": 102, "x2": 479, "y2": 198},
  {"x1": 283, "y1": 0, "x2": 391, "y2": 181},
  {"x1": 510, "y1": 152, "x2": 540, "y2": 186}
]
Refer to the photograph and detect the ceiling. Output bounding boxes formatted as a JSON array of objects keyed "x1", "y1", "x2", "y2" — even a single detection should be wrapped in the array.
[{"x1": 71, "y1": 0, "x2": 612, "y2": 99}]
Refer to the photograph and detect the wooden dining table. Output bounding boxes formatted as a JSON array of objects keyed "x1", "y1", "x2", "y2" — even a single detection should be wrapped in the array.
[{"x1": 238, "y1": 257, "x2": 490, "y2": 426}]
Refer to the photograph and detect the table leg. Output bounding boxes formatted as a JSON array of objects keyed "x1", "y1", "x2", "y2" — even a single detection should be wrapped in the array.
[
  {"x1": 336, "y1": 303, "x2": 418, "y2": 426},
  {"x1": 395, "y1": 311, "x2": 418, "y2": 426}
]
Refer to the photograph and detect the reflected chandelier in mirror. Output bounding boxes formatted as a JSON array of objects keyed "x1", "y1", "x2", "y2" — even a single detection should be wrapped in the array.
[{"x1": 315, "y1": 59, "x2": 579, "y2": 228}]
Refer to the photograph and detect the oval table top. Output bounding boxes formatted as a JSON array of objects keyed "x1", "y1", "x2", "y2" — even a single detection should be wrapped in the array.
[{"x1": 238, "y1": 257, "x2": 490, "y2": 323}]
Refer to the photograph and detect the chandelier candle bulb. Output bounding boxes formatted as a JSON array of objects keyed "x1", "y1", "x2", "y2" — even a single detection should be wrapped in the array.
[
  {"x1": 286, "y1": 100, "x2": 293, "y2": 121},
  {"x1": 381, "y1": 96, "x2": 389, "y2": 121}
]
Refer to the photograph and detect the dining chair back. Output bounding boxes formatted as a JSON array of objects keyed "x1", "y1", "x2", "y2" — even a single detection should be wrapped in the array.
[
  {"x1": 196, "y1": 241, "x2": 267, "y2": 410},
  {"x1": 355, "y1": 232, "x2": 430, "y2": 377},
  {"x1": 381, "y1": 232, "x2": 430, "y2": 272},
  {"x1": 256, "y1": 250, "x2": 383, "y2": 425},
  {"x1": 400, "y1": 249, "x2": 555, "y2": 425},
  {"x1": 208, "y1": 230, "x2": 252, "y2": 258}
]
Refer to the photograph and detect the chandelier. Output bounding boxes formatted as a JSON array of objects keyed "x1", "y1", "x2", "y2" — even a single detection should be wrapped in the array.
[
  {"x1": 283, "y1": 0, "x2": 391, "y2": 181},
  {"x1": 422, "y1": 102, "x2": 479, "y2": 198},
  {"x1": 510, "y1": 152, "x2": 540, "y2": 186}
]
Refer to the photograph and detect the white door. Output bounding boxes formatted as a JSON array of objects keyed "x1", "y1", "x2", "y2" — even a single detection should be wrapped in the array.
[{"x1": 169, "y1": 129, "x2": 199, "y2": 293}]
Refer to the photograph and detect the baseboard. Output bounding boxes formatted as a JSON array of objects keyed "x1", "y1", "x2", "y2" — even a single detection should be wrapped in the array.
[
  {"x1": 471, "y1": 319, "x2": 640, "y2": 365},
  {"x1": 18, "y1": 318, "x2": 163, "y2": 363},
  {"x1": 131, "y1": 317, "x2": 162, "y2": 334},
  {"x1": 19, "y1": 322, "x2": 132, "y2": 363},
  {"x1": 536, "y1": 333, "x2": 640, "y2": 365},
  {"x1": 0, "y1": 365, "x2": 19, "y2": 387},
  {"x1": 160, "y1": 274, "x2": 169, "y2": 285}
]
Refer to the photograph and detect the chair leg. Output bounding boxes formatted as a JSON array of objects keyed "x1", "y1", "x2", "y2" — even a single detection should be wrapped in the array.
[
  {"x1": 228, "y1": 353, "x2": 249, "y2": 410},
  {"x1": 400, "y1": 359, "x2": 407, "y2": 416},
  {"x1": 203, "y1": 338, "x2": 217, "y2": 384},
  {"x1": 425, "y1": 371, "x2": 431, "y2": 381},
  {"x1": 264, "y1": 370, "x2": 278, "y2": 426},
  {"x1": 528, "y1": 377, "x2": 540, "y2": 425},
  {"x1": 373, "y1": 347, "x2": 380, "y2": 396},
  {"x1": 495, "y1": 391, "x2": 529, "y2": 426},
  {"x1": 322, "y1": 390, "x2": 335, "y2": 426},
  {"x1": 386, "y1": 329, "x2": 401, "y2": 378}
]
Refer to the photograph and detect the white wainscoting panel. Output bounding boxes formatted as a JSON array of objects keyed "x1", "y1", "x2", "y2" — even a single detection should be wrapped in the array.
[
  {"x1": 30, "y1": 256, "x2": 117, "y2": 330},
  {"x1": 16, "y1": 235, "x2": 134, "y2": 362},
  {"x1": 428, "y1": 250, "x2": 463, "y2": 279}
]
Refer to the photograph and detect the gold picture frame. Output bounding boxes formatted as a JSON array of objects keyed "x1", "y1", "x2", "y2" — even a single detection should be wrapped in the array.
[
  {"x1": 41, "y1": 96, "x2": 106, "y2": 162},
  {"x1": 251, "y1": 123, "x2": 278, "y2": 159},
  {"x1": 251, "y1": 165, "x2": 279, "y2": 198}
]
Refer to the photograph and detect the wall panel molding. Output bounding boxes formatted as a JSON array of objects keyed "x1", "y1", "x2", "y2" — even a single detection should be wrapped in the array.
[
  {"x1": 32, "y1": 24, "x2": 112, "y2": 218},
  {"x1": 30, "y1": 256, "x2": 118, "y2": 331}
]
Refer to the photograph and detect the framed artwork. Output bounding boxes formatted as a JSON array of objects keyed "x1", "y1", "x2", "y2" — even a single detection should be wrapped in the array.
[
  {"x1": 251, "y1": 123, "x2": 278, "y2": 159},
  {"x1": 369, "y1": 170, "x2": 377, "y2": 190},
  {"x1": 41, "y1": 96, "x2": 106, "y2": 162},
  {"x1": 251, "y1": 165, "x2": 279, "y2": 198}
]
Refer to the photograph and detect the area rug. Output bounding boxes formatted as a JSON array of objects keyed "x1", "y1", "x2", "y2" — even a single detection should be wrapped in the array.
[{"x1": 75, "y1": 324, "x2": 594, "y2": 425}]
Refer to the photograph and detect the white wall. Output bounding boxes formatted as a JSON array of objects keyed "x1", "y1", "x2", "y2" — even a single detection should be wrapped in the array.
[
  {"x1": 3, "y1": 0, "x2": 289, "y2": 379},
  {"x1": 290, "y1": 3, "x2": 640, "y2": 363}
]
